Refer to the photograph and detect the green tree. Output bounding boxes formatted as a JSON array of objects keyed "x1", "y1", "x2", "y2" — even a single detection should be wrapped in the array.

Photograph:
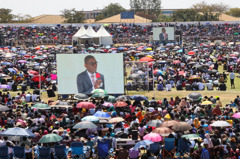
[
  {"x1": 61, "y1": 8, "x2": 85, "y2": 23},
  {"x1": 0, "y1": 8, "x2": 14, "y2": 23},
  {"x1": 13, "y1": 14, "x2": 33, "y2": 23},
  {"x1": 172, "y1": 9, "x2": 199, "y2": 21},
  {"x1": 95, "y1": 3, "x2": 126, "y2": 21},
  {"x1": 130, "y1": 0, "x2": 161, "y2": 20},
  {"x1": 226, "y1": 8, "x2": 240, "y2": 17}
]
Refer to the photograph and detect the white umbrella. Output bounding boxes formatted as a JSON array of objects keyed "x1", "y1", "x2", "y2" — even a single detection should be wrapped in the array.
[{"x1": 210, "y1": 121, "x2": 231, "y2": 127}]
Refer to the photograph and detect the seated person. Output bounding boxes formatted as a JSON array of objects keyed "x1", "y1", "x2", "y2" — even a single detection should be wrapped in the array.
[
  {"x1": 197, "y1": 81, "x2": 205, "y2": 90},
  {"x1": 165, "y1": 83, "x2": 172, "y2": 91},
  {"x1": 157, "y1": 82, "x2": 164, "y2": 91},
  {"x1": 218, "y1": 82, "x2": 227, "y2": 91},
  {"x1": 206, "y1": 81, "x2": 213, "y2": 90}
]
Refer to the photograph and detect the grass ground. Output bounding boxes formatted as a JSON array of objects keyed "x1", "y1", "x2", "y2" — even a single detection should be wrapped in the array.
[{"x1": 125, "y1": 63, "x2": 240, "y2": 106}]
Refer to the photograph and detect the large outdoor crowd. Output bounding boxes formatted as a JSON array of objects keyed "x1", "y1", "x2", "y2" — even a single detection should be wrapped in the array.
[{"x1": 0, "y1": 22, "x2": 240, "y2": 159}]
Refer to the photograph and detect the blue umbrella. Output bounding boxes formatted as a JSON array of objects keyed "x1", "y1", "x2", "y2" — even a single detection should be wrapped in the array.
[
  {"x1": 177, "y1": 49, "x2": 183, "y2": 53},
  {"x1": 81, "y1": 116, "x2": 100, "y2": 122},
  {"x1": 7, "y1": 68, "x2": 17, "y2": 73},
  {"x1": 0, "y1": 127, "x2": 36, "y2": 137},
  {"x1": 93, "y1": 111, "x2": 111, "y2": 118},
  {"x1": 1, "y1": 62, "x2": 12, "y2": 66},
  {"x1": 118, "y1": 47, "x2": 124, "y2": 50},
  {"x1": 131, "y1": 95, "x2": 148, "y2": 101},
  {"x1": 133, "y1": 140, "x2": 154, "y2": 149}
]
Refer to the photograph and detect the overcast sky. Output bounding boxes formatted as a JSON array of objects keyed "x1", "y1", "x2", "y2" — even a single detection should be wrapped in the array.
[{"x1": 1, "y1": 0, "x2": 239, "y2": 17}]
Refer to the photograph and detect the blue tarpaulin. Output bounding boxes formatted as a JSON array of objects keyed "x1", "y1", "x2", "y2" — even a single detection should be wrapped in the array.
[{"x1": 121, "y1": 11, "x2": 134, "y2": 19}]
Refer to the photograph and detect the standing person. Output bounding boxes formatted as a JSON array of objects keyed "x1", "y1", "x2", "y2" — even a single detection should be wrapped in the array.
[
  {"x1": 159, "y1": 28, "x2": 168, "y2": 45},
  {"x1": 230, "y1": 71, "x2": 235, "y2": 88},
  {"x1": 76, "y1": 55, "x2": 105, "y2": 94}
]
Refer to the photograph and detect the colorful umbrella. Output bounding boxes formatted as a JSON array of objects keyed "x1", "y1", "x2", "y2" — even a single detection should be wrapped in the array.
[
  {"x1": 31, "y1": 103, "x2": 50, "y2": 109},
  {"x1": 210, "y1": 121, "x2": 231, "y2": 127},
  {"x1": 133, "y1": 140, "x2": 154, "y2": 149},
  {"x1": 0, "y1": 127, "x2": 36, "y2": 137},
  {"x1": 152, "y1": 127, "x2": 174, "y2": 136},
  {"x1": 32, "y1": 75, "x2": 45, "y2": 82},
  {"x1": 201, "y1": 101, "x2": 213, "y2": 105},
  {"x1": 81, "y1": 116, "x2": 100, "y2": 122},
  {"x1": 28, "y1": 70, "x2": 39, "y2": 75},
  {"x1": 143, "y1": 133, "x2": 163, "y2": 142},
  {"x1": 50, "y1": 74, "x2": 57, "y2": 80},
  {"x1": 18, "y1": 60, "x2": 27, "y2": 63},
  {"x1": 73, "y1": 121, "x2": 97, "y2": 129},
  {"x1": 77, "y1": 102, "x2": 96, "y2": 109},
  {"x1": 172, "y1": 122, "x2": 192, "y2": 132},
  {"x1": 108, "y1": 117, "x2": 125, "y2": 123},
  {"x1": 38, "y1": 134, "x2": 62, "y2": 143},
  {"x1": 161, "y1": 120, "x2": 179, "y2": 127},
  {"x1": 91, "y1": 89, "x2": 107, "y2": 94},
  {"x1": 232, "y1": 112, "x2": 240, "y2": 119},
  {"x1": 0, "y1": 85, "x2": 11, "y2": 89},
  {"x1": 139, "y1": 57, "x2": 155, "y2": 62},
  {"x1": 93, "y1": 111, "x2": 111, "y2": 118},
  {"x1": 114, "y1": 101, "x2": 128, "y2": 107},
  {"x1": 102, "y1": 102, "x2": 113, "y2": 107}
]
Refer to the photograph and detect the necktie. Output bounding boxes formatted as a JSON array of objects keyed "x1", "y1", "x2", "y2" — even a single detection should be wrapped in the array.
[{"x1": 91, "y1": 74, "x2": 95, "y2": 86}]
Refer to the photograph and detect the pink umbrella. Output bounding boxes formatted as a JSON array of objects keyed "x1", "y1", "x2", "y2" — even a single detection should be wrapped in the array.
[
  {"x1": 232, "y1": 112, "x2": 240, "y2": 118},
  {"x1": 143, "y1": 133, "x2": 163, "y2": 142},
  {"x1": 102, "y1": 102, "x2": 113, "y2": 107},
  {"x1": 51, "y1": 74, "x2": 57, "y2": 80},
  {"x1": 77, "y1": 102, "x2": 96, "y2": 109}
]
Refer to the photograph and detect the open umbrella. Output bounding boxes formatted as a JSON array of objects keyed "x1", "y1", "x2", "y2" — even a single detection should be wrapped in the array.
[
  {"x1": 114, "y1": 101, "x2": 128, "y2": 107},
  {"x1": 0, "y1": 85, "x2": 11, "y2": 90},
  {"x1": 102, "y1": 102, "x2": 113, "y2": 107},
  {"x1": 93, "y1": 111, "x2": 111, "y2": 118},
  {"x1": 201, "y1": 101, "x2": 213, "y2": 105},
  {"x1": 107, "y1": 95, "x2": 116, "y2": 103},
  {"x1": 232, "y1": 112, "x2": 240, "y2": 119},
  {"x1": 28, "y1": 70, "x2": 39, "y2": 75},
  {"x1": 0, "y1": 127, "x2": 36, "y2": 137},
  {"x1": 187, "y1": 92, "x2": 202, "y2": 102},
  {"x1": 0, "y1": 105, "x2": 10, "y2": 111},
  {"x1": 182, "y1": 134, "x2": 201, "y2": 140},
  {"x1": 161, "y1": 120, "x2": 179, "y2": 127},
  {"x1": 173, "y1": 60, "x2": 181, "y2": 64},
  {"x1": 73, "y1": 93, "x2": 89, "y2": 100},
  {"x1": 38, "y1": 134, "x2": 62, "y2": 143},
  {"x1": 172, "y1": 122, "x2": 192, "y2": 132},
  {"x1": 91, "y1": 89, "x2": 107, "y2": 94},
  {"x1": 210, "y1": 121, "x2": 231, "y2": 127},
  {"x1": 143, "y1": 133, "x2": 163, "y2": 142},
  {"x1": 81, "y1": 116, "x2": 100, "y2": 122},
  {"x1": 77, "y1": 102, "x2": 95, "y2": 109},
  {"x1": 152, "y1": 127, "x2": 173, "y2": 136},
  {"x1": 131, "y1": 95, "x2": 148, "y2": 101},
  {"x1": 32, "y1": 75, "x2": 45, "y2": 82},
  {"x1": 50, "y1": 74, "x2": 57, "y2": 80},
  {"x1": 18, "y1": 60, "x2": 27, "y2": 63},
  {"x1": 139, "y1": 57, "x2": 155, "y2": 62},
  {"x1": 146, "y1": 120, "x2": 163, "y2": 127},
  {"x1": 133, "y1": 140, "x2": 154, "y2": 149},
  {"x1": 73, "y1": 121, "x2": 97, "y2": 129},
  {"x1": 31, "y1": 103, "x2": 50, "y2": 109},
  {"x1": 8, "y1": 68, "x2": 17, "y2": 73},
  {"x1": 108, "y1": 117, "x2": 125, "y2": 123},
  {"x1": 51, "y1": 101, "x2": 72, "y2": 108},
  {"x1": 116, "y1": 95, "x2": 130, "y2": 101},
  {"x1": 91, "y1": 93, "x2": 108, "y2": 98}
]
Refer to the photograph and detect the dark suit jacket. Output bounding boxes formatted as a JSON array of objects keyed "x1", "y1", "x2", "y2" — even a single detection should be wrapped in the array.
[
  {"x1": 76, "y1": 70, "x2": 105, "y2": 94},
  {"x1": 159, "y1": 33, "x2": 168, "y2": 45}
]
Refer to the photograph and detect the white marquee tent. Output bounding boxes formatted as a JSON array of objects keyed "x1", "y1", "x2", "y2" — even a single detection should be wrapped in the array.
[{"x1": 72, "y1": 25, "x2": 112, "y2": 46}]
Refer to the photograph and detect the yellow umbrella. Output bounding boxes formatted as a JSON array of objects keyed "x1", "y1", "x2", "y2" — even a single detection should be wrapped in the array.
[
  {"x1": 164, "y1": 114, "x2": 171, "y2": 120},
  {"x1": 146, "y1": 47, "x2": 152, "y2": 51},
  {"x1": 146, "y1": 55, "x2": 153, "y2": 58},
  {"x1": 201, "y1": 101, "x2": 213, "y2": 105}
]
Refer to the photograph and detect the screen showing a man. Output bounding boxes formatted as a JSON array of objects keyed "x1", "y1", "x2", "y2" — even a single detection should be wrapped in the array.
[
  {"x1": 76, "y1": 55, "x2": 104, "y2": 94},
  {"x1": 159, "y1": 28, "x2": 168, "y2": 45}
]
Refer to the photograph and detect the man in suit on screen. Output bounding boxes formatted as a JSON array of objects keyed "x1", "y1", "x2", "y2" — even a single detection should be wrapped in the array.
[
  {"x1": 76, "y1": 55, "x2": 104, "y2": 94},
  {"x1": 159, "y1": 27, "x2": 168, "y2": 45}
]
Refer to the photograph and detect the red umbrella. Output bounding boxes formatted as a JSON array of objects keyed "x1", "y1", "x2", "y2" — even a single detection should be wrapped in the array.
[
  {"x1": 173, "y1": 60, "x2": 181, "y2": 64},
  {"x1": 32, "y1": 75, "x2": 45, "y2": 82},
  {"x1": 175, "y1": 71, "x2": 185, "y2": 76},
  {"x1": 188, "y1": 51, "x2": 195, "y2": 55},
  {"x1": 139, "y1": 57, "x2": 155, "y2": 62},
  {"x1": 77, "y1": 102, "x2": 96, "y2": 109},
  {"x1": 114, "y1": 101, "x2": 128, "y2": 107},
  {"x1": 28, "y1": 70, "x2": 39, "y2": 75}
]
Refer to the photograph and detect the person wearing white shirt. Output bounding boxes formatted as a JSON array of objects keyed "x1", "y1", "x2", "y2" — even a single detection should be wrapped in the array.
[
  {"x1": 25, "y1": 93, "x2": 31, "y2": 102},
  {"x1": 198, "y1": 82, "x2": 205, "y2": 90},
  {"x1": 230, "y1": 71, "x2": 235, "y2": 88}
]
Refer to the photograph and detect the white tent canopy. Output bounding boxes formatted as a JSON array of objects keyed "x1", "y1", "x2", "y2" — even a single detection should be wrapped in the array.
[
  {"x1": 72, "y1": 25, "x2": 112, "y2": 46},
  {"x1": 72, "y1": 25, "x2": 86, "y2": 41}
]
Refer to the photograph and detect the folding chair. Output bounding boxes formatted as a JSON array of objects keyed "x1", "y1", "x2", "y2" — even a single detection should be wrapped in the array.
[
  {"x1": 37, "y1": 147, "x2": 51, "y2": 159},
  {"x1": 70, "y1": 142, "x2": 85, "y2": 159},
  {"x1": 162, "y1": 138, "x2": 176, "y2": 159},
  {"x1": 149, "y1": 142, "x2": 161, "y2": 156},
  {"x1": 54, "y1": 145, "x2": 68, "y2": 159},
  {"x1": 0, "y1": 146, "x2": 9, "y2": 159},
  {"x1": 97, "y1": 140, "x2": 110, "y2": 159},
  {"x1": 176, "y1": 139, "x2": 190, "y2": 158},
  {"x1": 13, "y1": 146, "x2": 25, "y2": 159}
]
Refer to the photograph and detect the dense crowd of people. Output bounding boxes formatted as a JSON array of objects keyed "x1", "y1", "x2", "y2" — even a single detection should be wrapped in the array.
[{"x1": 0, "y1": 22, "x2": 239, "y2": 159}]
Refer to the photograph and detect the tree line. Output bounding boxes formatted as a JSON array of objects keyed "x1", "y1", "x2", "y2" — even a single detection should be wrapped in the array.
[{"x1": 1, "y1": 1, "x2": 240, "y2": 23}]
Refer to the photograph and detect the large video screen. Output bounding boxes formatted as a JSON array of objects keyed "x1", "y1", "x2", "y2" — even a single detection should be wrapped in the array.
[
  {"x1": 153, "y1": 27, "x2": 175, "y2": 42},
  {"x1": 57, "y1": 54, "x2": 124, "y2": 94}
]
